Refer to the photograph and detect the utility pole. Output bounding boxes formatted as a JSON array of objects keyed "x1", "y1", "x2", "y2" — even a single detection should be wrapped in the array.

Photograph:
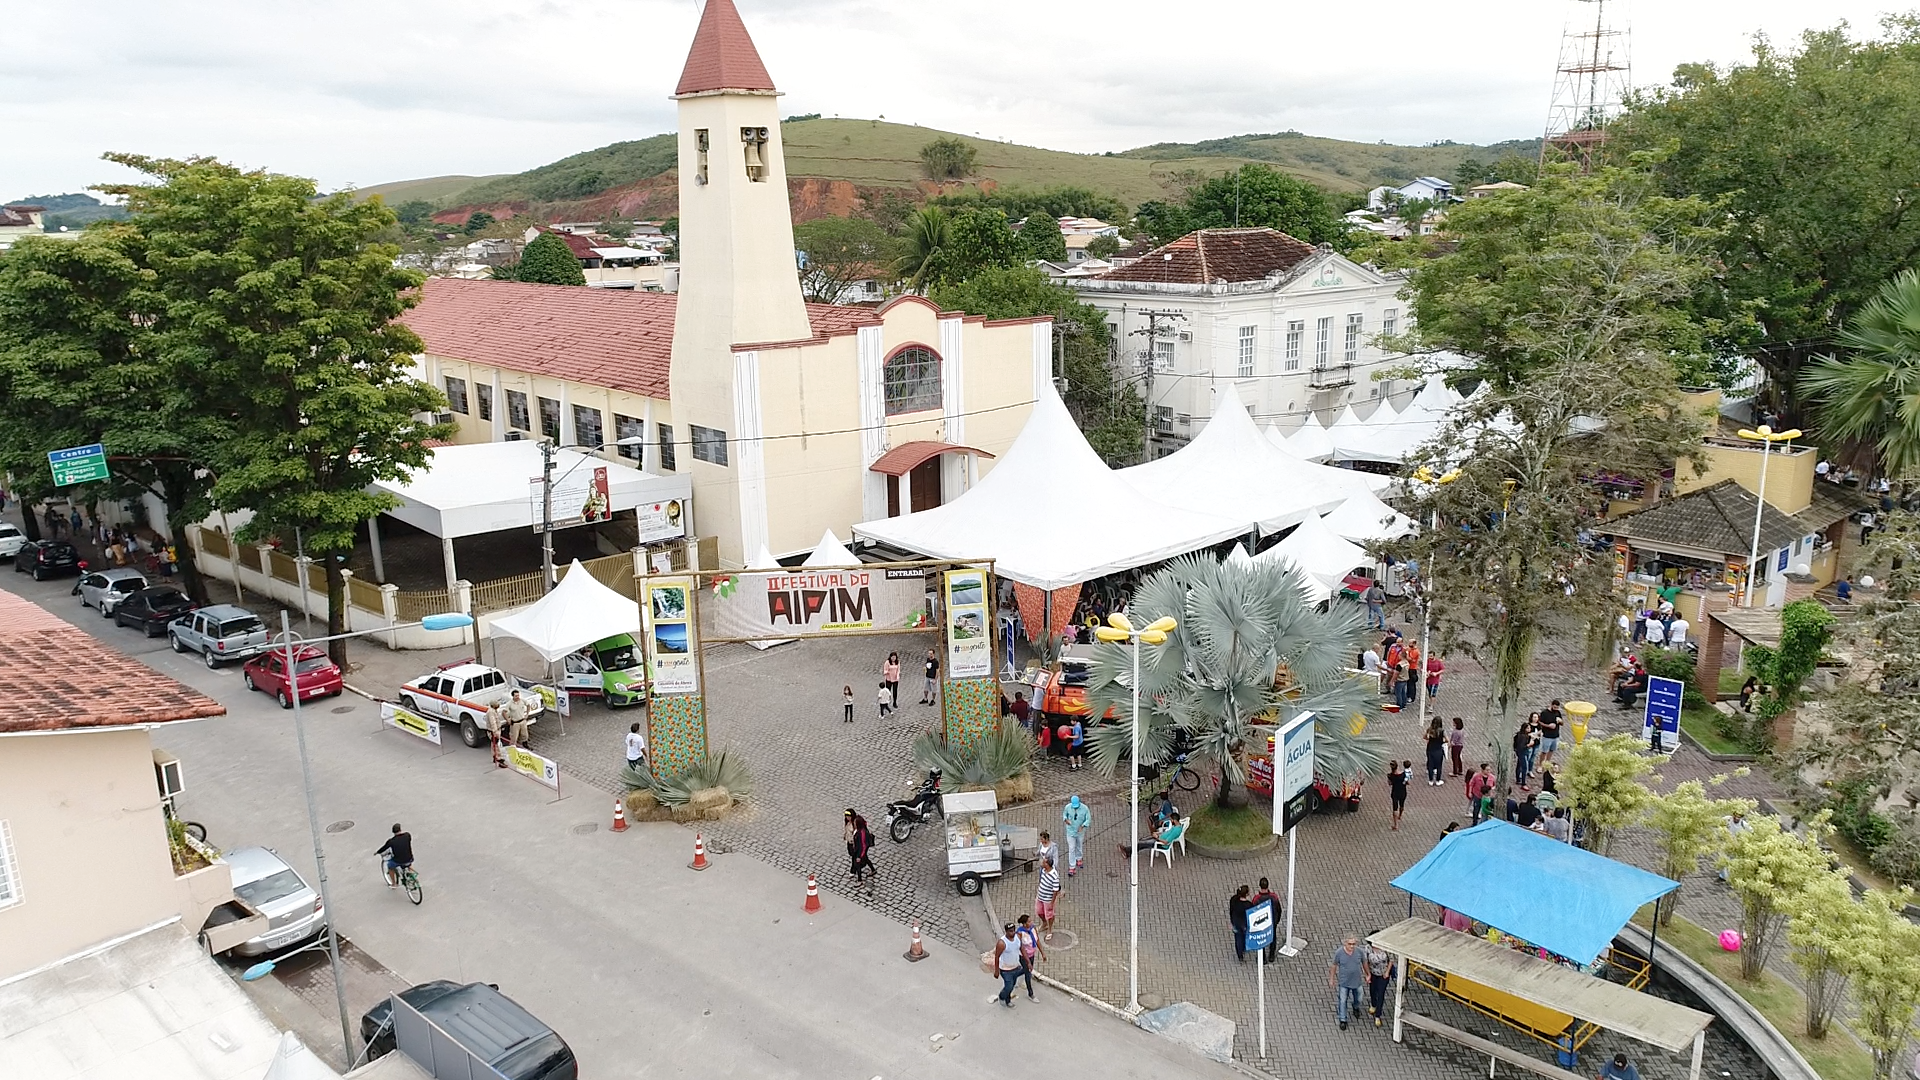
[
  {"x1": 540, "y1": 439, "x2": 557, "y2": 591},
  {"x1": 1129, "y1": 310, "x2": 1185, "y2": 463}
]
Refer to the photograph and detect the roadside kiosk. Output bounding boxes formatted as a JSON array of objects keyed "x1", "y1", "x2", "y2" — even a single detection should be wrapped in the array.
[{"x1": 1379, "y1": 820, "x2": 1713, "y2": 1079}]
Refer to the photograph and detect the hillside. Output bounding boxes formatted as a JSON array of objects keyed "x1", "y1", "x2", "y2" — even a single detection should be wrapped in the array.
[
  {"x1": 363, "y1": 118, "x2": 1533, "y2": 222},
  {"x1": 2, "y1": 192, "x2": 129, "y2": 230}
]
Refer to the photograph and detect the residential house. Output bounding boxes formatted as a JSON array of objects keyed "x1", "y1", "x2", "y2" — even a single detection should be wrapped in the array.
[
  {"x1": 1070, "y1": 227, "x2": 1412, "y2": 456},
  {"x1": 0, "y1": 204, "x2": 44, "y2": 249},
  {"x1": 400, "y1": 0, "x2": 1049, "y2": 566},
  {"x1": 531, "y1": 228, "x2": 672, "y2": 291},
  {"x1": 1466, "y1": 181, "x2": 1530, "y2": 198},
  {"x1": 1365, "y1": 176, "x2": 1455, "y2": 210}
]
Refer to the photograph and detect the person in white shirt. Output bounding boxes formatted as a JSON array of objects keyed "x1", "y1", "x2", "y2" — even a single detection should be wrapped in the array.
[
  {"x1": 1668, "y1": 617, "x2": 1690, "y2": 649},
  {"x1": 625, "y1": 722, "x2": 648, "y2": 772},
  {"x1": 1361, "y1": 648, "x2": 1382, "y2": 679},
  {"x1": 1643, "y1": 618, "x2": 1666, "y2": 647}
]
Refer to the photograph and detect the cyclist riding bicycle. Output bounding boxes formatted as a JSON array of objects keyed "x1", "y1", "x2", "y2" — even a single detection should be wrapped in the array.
[{"x1": 376, "y1": 823, "x2": 414, "y2": 888}]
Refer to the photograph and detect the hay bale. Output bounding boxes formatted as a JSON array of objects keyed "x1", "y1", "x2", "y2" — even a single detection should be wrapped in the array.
[
  {"x1": 993, "y1": 772, "x2": 1034, "y2": 805},
  {"x1": 670, "y1": 803, "x2": 701, "y2": 824},
  {"x1": 689, "y1": 786, "x2": 732, "y2": 819},
  {"x1": 624, "y1": 788, "x2": 674, "y2": 822}
]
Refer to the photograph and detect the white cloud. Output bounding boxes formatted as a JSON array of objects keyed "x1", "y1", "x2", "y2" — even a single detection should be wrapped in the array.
[{"x1": 2, "y1": 0, "x2": 1902, "y2": 199}]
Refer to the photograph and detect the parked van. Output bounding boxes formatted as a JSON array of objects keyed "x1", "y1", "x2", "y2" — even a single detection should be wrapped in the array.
[{"x1": 561, "y1": 634, "x2": 647, "y2": 708}]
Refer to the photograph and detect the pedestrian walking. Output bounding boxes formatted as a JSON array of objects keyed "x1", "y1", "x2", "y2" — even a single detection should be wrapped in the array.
[
  {"x1": 1423, "y1": 718, "x2": 1445, "y2": 785},
  {"x1": 1425, "y1": 654, "x2": 1444, "y2": 699},
  {"x1": 846, "y1": 809, "x2": 876, "y2": 885},
  {"x1": 1035, "y1": 831, "x2": 1059, "y2": 885},
  {"x1": 1537, "y1": 702, "x2": 1564, "y2": 768},
  {"x1": 993, "y1": 924, "x2": 1024, "y2": 1008},
  {"x1": 1467, "y1": 766, "x2": 1494, "y2": 825},
  {"x1": 1067, "y1": 717, "x2": 1085, "y2": 771},
  {"x1": 876, "y1": 680, "x2": 893, "y2": 719},
  {"x1": 1014, "y1": 914, "x2": 1045, "y2": 998},
  {"x1": 1035, "y1": 856, "x2": 1061, "y2": 940},
  {"x1": 1230, "y1": 885, "x2": 1253, "y2": 961},
  {"x1": 624, "y1": 722, "x2": 648, "y2": 772},
  {"x1": 882, "y1": 652, "x2": 901, "y2": 710},
  {"x1": 1447, "y1": 716, "x2": 1466, "y2": 777},
  {"x1": 1330, "y1": 936, "x2": 1366, "y2": 1029},
  {"x1": 68, "y1": 508, "x2": 82, "y2": 535},
  {"x1": 1514, "y1": 716, "x2": 1540, "y2": 789},
  {"x1": 1387, "y1": 760, "x2": 1409, "y2": 830},
  {"x1": 1252, "y1": 878, "x2": 1281, "y2": 962},
  {"x1": 842, "y1": 684, "x2": 854, "y2": 723},
  {"x1": 1062, "y1": 795, "x2": 1090, "y2": 876},
  {"x1": 920, "y1": 648, "x2": 940, "y2": 705},
  {"x1": 1363, "y1": 581, "x2": 1386, "y2": 629},
  {"x1": 1861, "y1": 510, "x2": 1877, "y2": 545},
  {"x1": 1365, "y1": 939, "x2": 1396, "y2": 1027},
  {"x1": 1720, "y1": 810, "x2": 1749, "y2": 882}
]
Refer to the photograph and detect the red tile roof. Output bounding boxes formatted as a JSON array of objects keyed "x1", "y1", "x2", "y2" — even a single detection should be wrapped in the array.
[
  {"x1": 398, "y1": 278, "x2": 879, "y2": 398},
  {"x1": 1093, "y1": 228, "x2": 1318, "y2": 285},
  {"x1": 541, "y1": 229, "x2": 599, "y2": 260},
  {"x1": 869, "y1": 441, "x2": 995, "y2": 477},
  {"x1": 0, "y1": 591, "x2": 225, "y2": 734},
  {"x1": 675, "y1": 0, "x2": 776, "y2": 96}
]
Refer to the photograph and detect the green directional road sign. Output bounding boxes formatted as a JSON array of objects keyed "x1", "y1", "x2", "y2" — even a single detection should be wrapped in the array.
[{"x1": 48, "y1": 443, "x2": 110, "y2": 486}]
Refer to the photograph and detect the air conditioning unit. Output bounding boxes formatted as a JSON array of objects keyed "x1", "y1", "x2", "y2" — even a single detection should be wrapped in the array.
[
  {"x1": 1177, "y1": 331, "x2": 1193, "y2": 342},
  {"x1": 1175, "y1": 413, "x2": 1192, "y2": 427},
  {"x1": 433, "y1": 412, "x2": 455, "y2": 425},
  {"x1": 153, "y1": 749, "x2": 183, "y2": 802},
  {"x1": 505, "y1": 431, "x2": 524, "y2": 441}
]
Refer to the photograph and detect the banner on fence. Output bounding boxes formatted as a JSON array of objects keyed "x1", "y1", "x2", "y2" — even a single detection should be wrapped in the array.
[
  {"x1": 510, "y1": 677, "x2": 560, "y2": 715},
  {"x1": 382, "y1": 702, "x2": 441, "y2": 746},
  {"x1": 636, "y1": 499, "x2": 687, "y2": 543},
  {"x1": 644, "y1": 576, "x2": 700, "y2": 694},
  {"x1": 698, "y1": 566, "x2": 931, "y2": 642},
  {"x1": 504, "y1": 745, "x2": 560, "y2": 792}
]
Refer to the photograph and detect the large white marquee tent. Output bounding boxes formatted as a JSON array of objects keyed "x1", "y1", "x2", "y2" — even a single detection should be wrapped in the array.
[{"x1": 1121, "y1": 387, "x2": 1350, "y2": 535}]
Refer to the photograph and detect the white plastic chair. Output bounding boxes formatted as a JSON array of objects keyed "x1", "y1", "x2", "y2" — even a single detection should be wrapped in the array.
[{"x1": 1149, "y1": 840, "x2": 1175, "y2": 868}]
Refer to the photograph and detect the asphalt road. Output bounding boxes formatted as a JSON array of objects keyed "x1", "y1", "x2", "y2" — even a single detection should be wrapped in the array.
[{"x1": 2, "y1": 564, "x2": 1244, "y2": 1080}]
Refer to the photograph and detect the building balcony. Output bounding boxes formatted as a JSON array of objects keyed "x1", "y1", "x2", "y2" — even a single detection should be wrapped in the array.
[{"x1": 1308, "y1": 363, "x2": 1355, "y2": 389}]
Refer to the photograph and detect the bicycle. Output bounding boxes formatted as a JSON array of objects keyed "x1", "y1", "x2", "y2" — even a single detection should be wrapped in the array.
[
  {"x1": 162, "y1": 793, "x2": 206, "y2": 844},
  {"x1": 381, "y1": 856, "x2": 423, "y2": 905}
]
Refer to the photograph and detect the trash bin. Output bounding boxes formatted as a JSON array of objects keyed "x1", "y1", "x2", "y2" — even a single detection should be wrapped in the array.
[{"x1": 1563, "y1": 700, "x2": 1596, "y2": 745}]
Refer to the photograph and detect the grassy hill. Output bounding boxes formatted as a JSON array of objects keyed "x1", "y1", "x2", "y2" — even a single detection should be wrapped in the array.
[{"x1": 362, "y1": 118, "x2": 1535, "y2": 218}]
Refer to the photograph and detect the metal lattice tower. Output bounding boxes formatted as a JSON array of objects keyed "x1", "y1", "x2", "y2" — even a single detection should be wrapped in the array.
[{"x1": 1541, "y1": 0, "x2": 1631, "y2": 170}]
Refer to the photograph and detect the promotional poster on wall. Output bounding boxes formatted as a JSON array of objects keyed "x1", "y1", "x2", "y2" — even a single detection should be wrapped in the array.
[
  {"x1": 645, "y1": 579, "x2": 699, "y2": 694},
  {"x1": 942, "y1": 567, "x2": 992, "y2": 679},
  {"x1": 636, "y1": 499, "x2": 686, "y2": 543},
  {"x1": 529, "y1": 466, "x2": 612, "y2": 532},
  {"x1": 701, "y1": 566, "x2": 932, "y2": 641}
]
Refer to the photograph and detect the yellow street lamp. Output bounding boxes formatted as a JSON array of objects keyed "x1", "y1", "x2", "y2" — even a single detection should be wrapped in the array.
[
  {"x1": 1093, "y1": 611, "x2": 1177, "y2": 1014},
  {"x1": 1735, "y1": 424, "x2": 1801, "y2": 607}
]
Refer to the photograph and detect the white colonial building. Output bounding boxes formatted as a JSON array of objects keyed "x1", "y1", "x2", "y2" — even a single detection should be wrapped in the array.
[{"x1": 1071, "y1": 228, "x2": 1412, "y2": 455}]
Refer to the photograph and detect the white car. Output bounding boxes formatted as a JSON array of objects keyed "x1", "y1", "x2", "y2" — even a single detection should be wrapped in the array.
[
  {"x1": 0, "y1": 524, "x2": 26, "y2": 560},
  {"x1": 398, "y1": 662, "x2": 543, "y2": 749}
]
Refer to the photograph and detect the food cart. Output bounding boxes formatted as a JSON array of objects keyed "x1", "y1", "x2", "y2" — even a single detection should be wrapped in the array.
[{"x1": 943, "y1": 790, "x2": 1038, "y2": 895}]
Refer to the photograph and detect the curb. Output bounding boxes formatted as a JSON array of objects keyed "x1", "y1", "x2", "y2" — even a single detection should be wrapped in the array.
[
  {"x1": 1677, "y1": 726, "x2": 1759, "y2": 763},
  {"x1": 1615, "y1": 923, "x2": 1821, "y2": 1080}
]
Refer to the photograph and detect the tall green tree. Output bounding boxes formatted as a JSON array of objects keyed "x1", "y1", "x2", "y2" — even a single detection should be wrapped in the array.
[
  {"x1": 1085, "y1": 234, "x2": 1122, "y2": 260},
  {"x1": 1081, "y1": 556, "x2": 1388, "y2": 809},
  {"x1": 102, "y1": 155, "x2": 450, "y2": 664},
  {"x1": 1558, "y1": 734, "x2": 1655, "y2": 856},
  {"x1": 515, "y1": 232, "x2": 587, "y2": 286},
  {"x1": 0, "y1": 229, "x2": 227, "y2": 603},
  {"x1": 1182, "y1": 164, "x2": 1347, "y2": 246},
  {"x1": 1800, "y1": 269, "x2": 1920, "y2": 477},
  {"x1": 930, "y1": 266, "x2": 1141, "y2": 463},
  {"x1": 918, "y1": 137, "x2": 978, "y2": 181},
  {"x1": 1018, "y1": 212, "x2": 1067, "y2": 262},
  {"x1": 1785, "y1": 873, "x2": 1866, "y2": 1040},
  {"x1": 793, "y1": 216, "x2": 901, "y2": 303},
  {"x1": 1132, "y1": 199, "x2": 1192, "y2": 245},
  {"x1": 894, "y1": 206, "x2": 949, "y2": 294},
  {"x1": 1719, "y1": 811, "x2": 1837, "y2": 981},
  {"x1": 1613, "y1": 17, "x2": 1920, "y2": 411},
  {"x1": 1850, "y1": 886, "x2": 1920, "y2": 1079},
  {"x1": 1643, "y1": 776, "x2": 1753, "y2": 925},
  {"x1": 940, "y1": 208, "x2": 1021, "y2": 282}
]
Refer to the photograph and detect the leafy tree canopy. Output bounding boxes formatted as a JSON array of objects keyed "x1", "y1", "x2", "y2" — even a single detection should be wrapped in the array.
[
  {"x1": 930, "y1": 184, "x2": 1128, "y2": 227},
  {"x1": 1085, "y1": 234, "x2": 1122, "y2": 260},
  {"x1": 1017, "y1": 212, "x2": 1067, "y2": 262},
  {"x1": 516, "y1": 232, "x2": 587, "y2": 286},
  {"x1": 919, "y1": 137, "x2": 978, "y2": 181},
  {"x1": 1612, "y1": 16, "x2": 1920, "y2": 409},
  {"x1": 940, "y1": 207, "x2": 1021, "y2": 283},
  {"x1": 793, "y1": 215, "x2": 902, "y2": 303},
  {"x1": 394, "y1": 199, "x2": 435, "y2": 225},
  {"x1": 1183, "y1": 164, "x2": 1348, "y2": 247},
  {"x1": 1800, "y1": 268, "x2": 1920, "y2": 477},
  {"x1": 463, "y1": 210, "x2": 496, "y2": 234}
]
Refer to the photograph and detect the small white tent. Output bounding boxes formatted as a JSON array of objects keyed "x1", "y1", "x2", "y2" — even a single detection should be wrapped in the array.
[
  {"x1": 746, "y1": 543, "x2": 794, "y2": 650},
  {"x1": 1121, "y1": 386, "x2": 1349, "y2": 535},
  {"x1": 803, "y1": 530, "x2": 860, "y2": 567},
  {"x1": 489, "y1": 559, "x2": 642, "y2": 662},
  {"x1": 1252, "y1": 513, "x2": 1369, "y2": 602},
  {"x1": 1322, "y1": 489, "x2": 1415, "y2": 543},
  {"x1": 854, "y1": 381, "x2": 1247, "y2": 589},
  {"x1": 1326, "y1": 400, "x2": 1410, "y2": 464},
  {"x1": 1281, "y1": 413, "x2": 1339, "y2": 462}
]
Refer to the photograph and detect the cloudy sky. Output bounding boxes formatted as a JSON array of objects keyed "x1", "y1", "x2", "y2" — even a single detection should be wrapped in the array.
[{"x1": 3, "y1": 0, "x2": 1903, "y2": 200}]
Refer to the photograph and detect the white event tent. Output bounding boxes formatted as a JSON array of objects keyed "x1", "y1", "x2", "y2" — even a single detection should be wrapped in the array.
[
  {"x1": 489, "y1": 559, "x2": 643, "y2": 662},
  {"x1": 1252, "y1": 512, "x2": 1370, "y2": 603},
  {"x1": 853, "y1": 381, "x2": 1247, "y2": 589},
  {"x1": 1121, "y1": 386, "x2": 1350, "y2": 535},
  {"x1": 1263, "y1": 424, "x2": 1394, "y2": 497},
  {"x1": 803, "y1": 530, "x2": 860, "y2": 567},
  {"x1": 1282, "y1": 413, "x2": 1339, "y2": 462},
  {"x1": 1326, "y1": 400, "x2": 1409, "y2": 464},
  {"x1": 1321, "y1": 489, "x2": 1416, "y2": 543}
]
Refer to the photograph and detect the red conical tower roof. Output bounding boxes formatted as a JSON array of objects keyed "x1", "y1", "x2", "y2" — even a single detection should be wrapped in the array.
[{"x1": 675, "y1": 0, "x2": 776, "y2": 96}]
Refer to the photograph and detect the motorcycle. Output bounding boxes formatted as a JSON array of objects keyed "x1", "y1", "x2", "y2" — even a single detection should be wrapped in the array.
[{"x1": 885, "y1": 769, "x2": 943, "y2": 843}]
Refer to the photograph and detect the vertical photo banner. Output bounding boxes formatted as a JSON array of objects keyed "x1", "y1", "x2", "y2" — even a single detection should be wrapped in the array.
[
  {"x1": 644, "y1": 576, "x2": 700, "y2": 695},
  {"x1": 942, "y1": 567, "x2": 992, "y2": 680}
]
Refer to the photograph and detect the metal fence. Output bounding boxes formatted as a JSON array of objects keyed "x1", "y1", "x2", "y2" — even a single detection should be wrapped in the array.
[
  {"x1": 469, "y1": 571, "x2": 545, "y2": 615},
  {"x1": 390, "y1": 993, "x2": 510, "y2": 1080},
  {"x1": 395, "y1": 587, "x2": 451, "y2": 623}
]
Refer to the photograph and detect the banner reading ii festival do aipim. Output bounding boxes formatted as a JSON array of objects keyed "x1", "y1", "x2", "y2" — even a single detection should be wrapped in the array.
[{"x1": 699, "y1": 566, "x2": 933, "y2": 641}]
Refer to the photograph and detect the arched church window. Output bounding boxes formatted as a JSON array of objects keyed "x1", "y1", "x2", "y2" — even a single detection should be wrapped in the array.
[{"x1": 883, "y1": 346, "x2": 943, "y2": 415}]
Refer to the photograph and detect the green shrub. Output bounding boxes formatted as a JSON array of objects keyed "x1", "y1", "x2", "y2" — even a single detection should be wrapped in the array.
[
  {"x1": 1829, "y1": 778, "x2": 1896, "y2": 856},
  {"x1": 1641, "y1": 650, "x2": 1709, "y2": 709},
  {"x1": 621, "y1": 752, "x2": 754, "y2": 807},
  {"x1": 912, "y1": 721, "x2": 1034, "y2": 787},
  {"x1": 1868, "y1": 811, "x2": 1920, "y2": 887}
]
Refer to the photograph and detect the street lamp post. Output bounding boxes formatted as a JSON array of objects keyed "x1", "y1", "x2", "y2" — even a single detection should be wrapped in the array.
[
  {"x1": 1409, "y1": 466, "x2": 1461, "y2": 730},
  {"x1": 538, "y1": 438, "x2": 645, "y2": 592},
  {"x1": 1093, "y1": 611, "x2": 1177, "y2": 1015},
  {"x1": 1736, "y1": 425, "x2": 1801, "y2": 608},
  {"x1": 274, "y1": 607, "x2": 473, "y2": 1070}
]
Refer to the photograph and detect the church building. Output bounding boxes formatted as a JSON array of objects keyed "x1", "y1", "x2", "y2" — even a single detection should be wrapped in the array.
[{"x1": 402, "y1": 0, "x2": 1050, "y2": 568}]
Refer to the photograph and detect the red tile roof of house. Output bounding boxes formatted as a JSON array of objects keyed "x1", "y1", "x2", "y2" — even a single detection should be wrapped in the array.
[
  {"x1": 0, "y1": 591, "x2": 225, "y2": 734},
  {"x1": 541, "y1": 229, "x2": 600, "y2": 260},
  {"x1": 398, "y1": 278, "x2": 880, "y2": 398},
  {"x1": 1093, "y1": 228, "x2": 1318, "y2": 285},
  {"x1": 675, "y1": 0, "x2": 776, "y2": 96}
]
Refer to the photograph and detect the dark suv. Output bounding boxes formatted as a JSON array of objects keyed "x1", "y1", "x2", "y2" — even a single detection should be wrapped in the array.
[
  {"x1": 361, "y1": 981, "x2": 576, "y2": 1080},
  {"x1": 13, "y1": 540, "x2": 81, "y2": 581}
]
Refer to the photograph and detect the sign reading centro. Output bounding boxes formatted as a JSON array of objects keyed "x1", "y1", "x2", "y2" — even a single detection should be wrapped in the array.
[
  {"x1": 701, "y1": 566, "x2": 931, "y2": 641},
  {"x1": 382, "y1": 701, "x2": 441, "y2": 746}
]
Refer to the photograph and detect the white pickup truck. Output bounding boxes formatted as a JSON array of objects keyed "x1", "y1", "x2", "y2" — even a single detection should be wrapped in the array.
[{"x1": 398, "y1": 662, "x2": 544, "y2": 749}]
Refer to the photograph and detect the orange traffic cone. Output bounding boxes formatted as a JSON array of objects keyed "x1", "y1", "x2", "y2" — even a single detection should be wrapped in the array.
[
  {"x1": 690, "y1": 833, "x2": 710, "y2": 871},
  {"x1": 611, "y1": 799, "x2": 628, "y2": 832},
  {"x1": 804, "y1": 873, "x2": 822, "y2": 913},
  {"x1": 903, "y1": 920, "x2": 928, "y2": 962}
]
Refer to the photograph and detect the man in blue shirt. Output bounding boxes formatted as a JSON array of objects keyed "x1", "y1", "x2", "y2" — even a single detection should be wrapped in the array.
[{"x1": 1597, "y1": 1052, "x2": 1641, "y2": 1080}]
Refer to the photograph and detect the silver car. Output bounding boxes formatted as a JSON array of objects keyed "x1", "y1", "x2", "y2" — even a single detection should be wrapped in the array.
[
  {"x1": 0, "y1": 523, "x2": 25, "y2": 560},
  {"x1": 74, "y1": 568, "x2": 149, "y2": 616},
  {"x1": 224, "y1": 846, "x2": 328, "y2": 957}
]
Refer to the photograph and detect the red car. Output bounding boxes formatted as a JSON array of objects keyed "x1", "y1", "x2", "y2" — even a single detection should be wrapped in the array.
[{"x1": 242, "y1": 646, "x2": 344, "y2": 708}]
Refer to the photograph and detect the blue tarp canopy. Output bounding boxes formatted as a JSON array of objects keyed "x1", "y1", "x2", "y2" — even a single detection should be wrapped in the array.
[{"x1": 1390, "y1": 820, "x2": 1678, "y2": 965}]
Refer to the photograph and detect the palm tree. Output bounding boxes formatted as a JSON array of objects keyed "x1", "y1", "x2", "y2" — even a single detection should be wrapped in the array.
[
  {"x1": 1081, "y1": 555, "x2": 1388, "y2": 810},
  {"x1": 1801, "y1": 268, "x2": 1920, "y2": 477},
  {"x1": 894, "y1": 206, "x2": 949, "y2": 294}
]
